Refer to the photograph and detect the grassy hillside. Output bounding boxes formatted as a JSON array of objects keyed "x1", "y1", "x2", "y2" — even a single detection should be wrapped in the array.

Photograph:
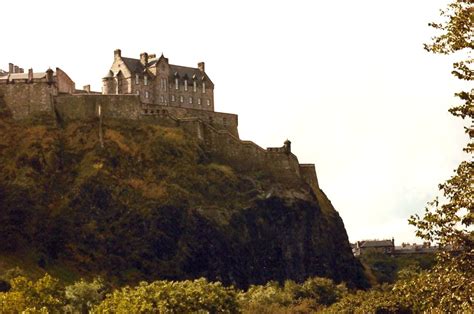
[{"x1": 0, "y1": 110, "x2": 368, "y2": 289}]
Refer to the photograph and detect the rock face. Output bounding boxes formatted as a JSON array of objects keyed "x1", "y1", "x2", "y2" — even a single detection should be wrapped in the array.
[{"x1": 0, "y1": 115, "x2": 368, "y2": 288}]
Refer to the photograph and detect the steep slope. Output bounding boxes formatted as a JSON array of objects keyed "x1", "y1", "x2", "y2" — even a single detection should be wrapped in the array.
[{"x1": 0, "y1": 113, "x2": 368, "y2": 289}]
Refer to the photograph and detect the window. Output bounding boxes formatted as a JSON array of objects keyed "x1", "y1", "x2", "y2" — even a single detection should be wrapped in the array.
[
  {"x1": 175, "y1": 78, "x2": 179, "y2": 89},
  {"x1": 145, "y1": 91, "x2": 149, "y2": 99},
  {"x1": 193, "y1": 81, "x2": 197, "y2": 92},
  {"x1": 207, "y1": 99, "x2": 210, "y2": 106},
  {"x1": 136, "y1": 91, "x2": 140, "y2": 96},
  {"x1": 144, "y1": 76, "x2": 148, "y2": 86},
  {"x1": 197, "y1": 98, "x2": 201, "y2": 105},
  {"x1": 161, "y1": 78, "x2": 167, "y2": 90},
  {"x1": 135, "y1": 74, "x2": 139, "y2": 85},
  {"x1": 160, "y1": 95, "x2": 164, "y2": 103},
  {"x1": 171, "y1": 95, "x2": 175, "y2": 102},
  {"x1": 189, "y1": 97, "x2": 193, "y2": 104},
  {"x1": 202, "y1": 82, "x2": 206, "y2": 93},
  {"x1": 180, "y1": 96, "x2": 183, "y2": 103},
  {"x1": 184, "y1": 80, "x2": 188, "y2": 91}
]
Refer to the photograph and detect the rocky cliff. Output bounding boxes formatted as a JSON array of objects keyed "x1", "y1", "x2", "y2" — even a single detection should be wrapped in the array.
[{"x1": 0, "y1": 110, "x2": 368, "y2": 288}]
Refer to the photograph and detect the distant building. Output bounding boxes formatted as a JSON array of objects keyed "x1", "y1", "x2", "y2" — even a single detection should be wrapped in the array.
[
  {"x1": 353, "y1": 239, "x2": 395, "y2": 256},
  {"x1": 394, "y1": 242, "x2": 440, "y2": 255}
]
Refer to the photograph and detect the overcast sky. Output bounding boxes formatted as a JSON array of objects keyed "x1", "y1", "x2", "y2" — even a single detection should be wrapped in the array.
[{"x1": 1, "y1": 0, "x2": 469, "y2": 244}]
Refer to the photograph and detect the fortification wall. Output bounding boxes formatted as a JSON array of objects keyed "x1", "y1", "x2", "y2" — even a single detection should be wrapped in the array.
[
  {"x1": 55, "y1": 94, "x2": 141, "y2": 121},
  {"x1": 0, "y1": 82, "x2": 56, "y2": 119},
  {"x1": 143, "y1": 104, "x2": 238, "y2": 137},
  {"x1": 299, "y1": 164, "x2": 320, "y2": 193}
]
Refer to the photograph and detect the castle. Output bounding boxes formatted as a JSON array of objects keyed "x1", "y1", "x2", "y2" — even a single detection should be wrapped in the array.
[{"x1": 0, "y1": 50, "x2": 320, "y2": 193}]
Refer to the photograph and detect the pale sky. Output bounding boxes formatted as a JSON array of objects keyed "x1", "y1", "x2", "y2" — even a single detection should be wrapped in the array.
[{"x1": 1, "y1": 0, "x2": 469, "y2": 244}]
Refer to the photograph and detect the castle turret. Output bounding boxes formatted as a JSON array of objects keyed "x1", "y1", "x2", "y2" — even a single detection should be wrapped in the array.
[
  {"x1": 46, "y1": 68, "x2": 54, "y2": 84},
  {"x1": 102, "y1": 70, "x2": 115, "y2": 94},
  {"x1": 284, "y1": 139, "x2": 291, "y2": 154}
]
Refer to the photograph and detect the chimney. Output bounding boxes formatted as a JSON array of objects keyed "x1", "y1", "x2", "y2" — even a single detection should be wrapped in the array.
[
  {"x1": 148, "y1": 53, "x2": 156, "y2": 59},
  {"x1": 83, "y1": 85, "x2": 91, "y2": 93},
  {"x1": 8, "y1": 63, "x2": 13, "y2": 73},
  {"x1": 140, "y1": 52, "x2": 148, "y2": 66},
  {"x1": 19, "y1": 68, "x2": 24, "y2": 73},
  {"x1": 198, "y1": 62, "x2": 205, "y2": 72},
  {"x1": 114, "y1": 49, "x2": 121, "y2": 58},
  {"x1": 14, "y1": 65, "x2": 19, "y2": 73},
  {"x1": 28, "y1": 68, "x2": 33, "y2": 82}
]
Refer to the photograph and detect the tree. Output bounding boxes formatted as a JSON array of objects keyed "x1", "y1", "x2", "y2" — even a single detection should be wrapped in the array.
[{"x1": 407, "y1": 0, "x2": 473, "y2": 311}]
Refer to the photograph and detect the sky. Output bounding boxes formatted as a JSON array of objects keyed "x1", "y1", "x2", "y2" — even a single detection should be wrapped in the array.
[{"x1": 1, "y1": 0, "x2": 469, "y2": 244}]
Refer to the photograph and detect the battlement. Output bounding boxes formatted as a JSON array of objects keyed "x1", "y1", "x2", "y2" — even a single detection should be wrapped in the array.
[{"x1": 0, "y1": 57, "x2": 321, "y2": 194}]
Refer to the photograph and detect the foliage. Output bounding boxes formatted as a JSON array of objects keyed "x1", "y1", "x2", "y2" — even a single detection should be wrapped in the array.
[
  {"x1": 358, "y1": 251, "x2": 435, "y2": 284},
  {"x1": 0, "y1": 274, "x2": 64, "y2": 313},
  {"x1": 65, "y1": 278, "x2": 104, "y2": 314},
  {"x1": 408, "y1": 0, "x2": 473, "y2": 311},
  {"x1": 95, "y1": 278, "x2": 239, "y2": 313},
  {"x1": 238, "y1": 277, "x2": 345, "y2": 313},
  {"x1": 393, "y1": 267, "x2": 473, "y2": 312}
]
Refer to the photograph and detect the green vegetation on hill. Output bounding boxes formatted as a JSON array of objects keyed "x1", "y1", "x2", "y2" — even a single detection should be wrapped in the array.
[{"x1": 0, "y1": 108, "x2": 367, "y2": 290}]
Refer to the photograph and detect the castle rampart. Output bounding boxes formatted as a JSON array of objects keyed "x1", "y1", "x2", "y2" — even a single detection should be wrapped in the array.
[{"x1": 0, "y1": 56, "x2": 321, "y2": 195}]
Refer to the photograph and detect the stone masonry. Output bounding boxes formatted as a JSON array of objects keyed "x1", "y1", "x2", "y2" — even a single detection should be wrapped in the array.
[{"x1": 0, "y1": 51, "x2": 320, "y2": 194}]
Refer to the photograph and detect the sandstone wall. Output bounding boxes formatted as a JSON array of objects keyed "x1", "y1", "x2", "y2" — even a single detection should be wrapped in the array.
[
  {"x1": 143, "y1": 104, "x2": 238, "y2": 137},
  {"x1": 299, "y1": 164, "x2": 320, "y2": 192},
  {"x1": 55, "y1": 94, "x2": 141, "y2": 121},
  {"x1": 0, "y1": 82, "x2": 55, "y2": 119}
]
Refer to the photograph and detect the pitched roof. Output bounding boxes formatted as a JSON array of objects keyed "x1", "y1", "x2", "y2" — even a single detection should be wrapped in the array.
[
  {"x1": 359, "y1": 240, "x2": 393, "y2": 248},
  {"x1": 119, "y1": 56, "x2": 213, "y2": 85},
  {"x1": 121, "y1": 57, "x2": 145, "y2": 74}
]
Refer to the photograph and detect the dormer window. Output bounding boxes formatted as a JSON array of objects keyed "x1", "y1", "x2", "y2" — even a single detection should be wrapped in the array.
[
  {"x1": 175, "y1": 78, "x2": 179, "y2": 89},
  {"x1": 193, "y1": 81, "x2": 197, "y2": 92},
  {"x1": 184, "y1": 80, "x2": 188, "y2": 91},
  {"x1": 202, "y1": 82, "x2": 206, "y2": 93},
  {"x1": 135, "y1": 74, "x2": 139, "y2": 85},
  {"x1": 144, "y1": 76, "x2": 148, "y2": 86}
]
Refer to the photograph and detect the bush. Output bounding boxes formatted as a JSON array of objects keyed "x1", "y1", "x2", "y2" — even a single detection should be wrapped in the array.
[{"x1": 95, "y1": 278, "x2": 239, "y2": 313}]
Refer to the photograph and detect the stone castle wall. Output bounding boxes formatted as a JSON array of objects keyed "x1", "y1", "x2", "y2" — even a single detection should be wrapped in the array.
[
  {"x1": 0, "y1": 82, "x2": 56, "y2": 119},
  {"x1": 55, "y1": 94, "x2": 141, "y2": 121},
  {"x1": 2, "y1": 88, "x2": 319, "y2": 193}
]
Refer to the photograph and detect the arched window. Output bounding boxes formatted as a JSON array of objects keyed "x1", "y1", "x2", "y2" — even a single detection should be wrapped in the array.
[{"x1": 184, "y1": 79, "x2": 188, "y2": 91}]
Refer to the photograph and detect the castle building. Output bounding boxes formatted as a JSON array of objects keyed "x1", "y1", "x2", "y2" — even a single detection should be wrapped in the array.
[
  {"x1": 102, "y1": 49, "x2": 214, "y2": 111},
  {"x1": 0, "y1": 50, "x2": 321, "y2": 195}
]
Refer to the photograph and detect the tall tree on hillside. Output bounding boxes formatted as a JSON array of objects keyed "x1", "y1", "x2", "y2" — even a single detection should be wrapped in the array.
[{"x1": 404, "y1": 0, "x2": 473, "y2": 310}]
